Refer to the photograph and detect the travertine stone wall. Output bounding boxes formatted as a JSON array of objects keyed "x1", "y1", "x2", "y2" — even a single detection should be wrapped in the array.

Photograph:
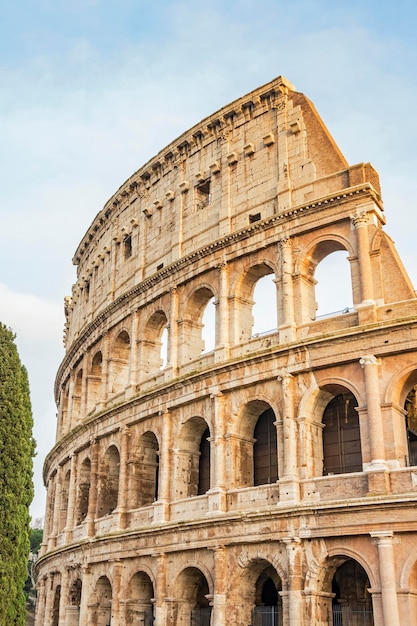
[{"x1": 36, "y1": 76, "x2": 417, "y2": 626}]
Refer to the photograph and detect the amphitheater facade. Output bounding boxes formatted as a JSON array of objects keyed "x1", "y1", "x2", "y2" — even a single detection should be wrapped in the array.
[{"x1": 35, "y1": 76, "x2": 417, "y2": 626}]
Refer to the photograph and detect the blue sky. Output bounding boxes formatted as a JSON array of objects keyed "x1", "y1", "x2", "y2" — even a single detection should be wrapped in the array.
[{"x1": 1, "y1": 0, "x2": 416, "y2": 520}]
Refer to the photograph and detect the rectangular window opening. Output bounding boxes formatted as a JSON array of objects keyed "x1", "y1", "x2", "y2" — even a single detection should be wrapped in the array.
[
  {"x1": 123, "y1": 234, "x2": 132, "y2": 260},
  {"x1": 249, "y1": 212, "x2": 261, "y2": 223},
  {"x1": 196, "y1": 179, "x2": 211, "y2": 210}
]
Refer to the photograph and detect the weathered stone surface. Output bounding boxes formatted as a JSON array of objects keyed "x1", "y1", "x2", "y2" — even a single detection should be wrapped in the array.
[{"x1": 35, "y1": 76, "x2": 417, "y2": 626}]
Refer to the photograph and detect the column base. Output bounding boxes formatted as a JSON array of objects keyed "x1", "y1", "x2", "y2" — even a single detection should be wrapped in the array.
[
  {"x1": 207, "y1": 488, "x2": 227, "y2": 515},
  {"x1": 152, "y1": 500, "x2": 170, "y2": 524}
]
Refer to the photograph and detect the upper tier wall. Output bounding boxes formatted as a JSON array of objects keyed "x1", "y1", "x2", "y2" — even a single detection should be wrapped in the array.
[{"x1": 64, "y1": 76, "x2": 381, "y2": 349}]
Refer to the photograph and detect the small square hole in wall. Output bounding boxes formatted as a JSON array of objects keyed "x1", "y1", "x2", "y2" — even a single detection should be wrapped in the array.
[
  {"x1": 196, "y1": 179, "x2": 211, "y2": 209},
  {"x1": 157, "y1": 263, "x2": 164, "y2": 271},
  {"x1": 249, "y1": 213, "x2": 261, "y2": 223}
]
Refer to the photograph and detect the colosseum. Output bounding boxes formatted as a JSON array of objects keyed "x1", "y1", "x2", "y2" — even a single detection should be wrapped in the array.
[{"x1": 35, "y1": 75, "x2": 417, "y2": 626}]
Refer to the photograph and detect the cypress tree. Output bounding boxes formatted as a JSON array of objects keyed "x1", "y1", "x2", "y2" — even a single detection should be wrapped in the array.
[{"x1": 0, "y1": 323, "x2": 35, "y2": 625}]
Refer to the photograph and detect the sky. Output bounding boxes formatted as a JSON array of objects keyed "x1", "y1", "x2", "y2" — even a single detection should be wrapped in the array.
[{"x1": 1, "y1": 0, "x2": 417, "y2": 522}]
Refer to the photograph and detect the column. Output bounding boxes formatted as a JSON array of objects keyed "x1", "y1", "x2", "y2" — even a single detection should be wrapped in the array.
[
  {"x1": 110, "y1": 560, "x2": 123, "y2": 626},
  {"x1": 371, "y1": 531, "x2": 401, "y2": 626},
  {"x1": 215, "y1": 262, "x2": 230, "y2": 361},
  {"x1": 100, "y1": 334, "x2": 110, "y2": 404},
  {"x1": 208, "y1": 392, "x2": 227, "y2": 514},
  {"x1": 360, "y1": 355, "x2": 386, "y2": 466},
  {"x1": 360, "y1": 355, "x2": 389, "y2": 493},
  {"x1": 277, "y1": 369, "x2": 299, "y2": 502},
  {"x1": 43, "y1": 573, "x2": 55, "y2": 626},
  {"x1": 283, "y1": 538, "x2": 304, "y2": 625},
  {"x1": 127, "y1": 310, "x2": 140, "y2": 395},
  {"x1": 278, "y1": 237, "x2": 296, "y2": 342},
  {"x1": 115, "y1": 426, "x2": 130, "y2": 528},
  {"x1": 78, "y1": 565, "x2": 91, "y2": 626},
  {"x1": 80, "y1": 357, "x2": 88, "y2": 419},
  {"x1": 153, "y1": 409, "x2": 171, "y2": 523},
  {"x1": 64, "y1": 453, "x2": 77, "y2": 542},
  {"x1": 154, "y1": 553, "x2": 168, "y2": 626},
  {"x1": 86, "y1": 439, "x2": 99, "y2": 537},
  {"x1": 58, "y1": 568, "x2": 70, "y2": 626},
  {"x1": 211, "y1": 546, "x2": 227, "y2": 624},
  {"x1": 49, "y1": 467, "x2": 62, "y2": 550},
  {"x1": 351, "y1": 210, "x2": 376, "y2": 321},
  {"x1": 34, "y1": 576, "x2": 47, "y2": 626}
]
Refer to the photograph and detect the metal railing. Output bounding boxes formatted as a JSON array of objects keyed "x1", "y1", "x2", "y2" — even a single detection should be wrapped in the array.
[
  {"x1": 332, "y1": 605, "x2": 374, "y2": 626},
  {"x1": 251, "y1": 606, "x2": 283, "y2": 626},
  {"x1": 191, "y1": 607, "x2": 212, "y2": 626}
]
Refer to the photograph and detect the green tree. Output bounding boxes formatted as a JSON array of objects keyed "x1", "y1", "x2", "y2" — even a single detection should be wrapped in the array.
[{"x1": 0, "y1": 323, "x2": 35, "y2": 625}]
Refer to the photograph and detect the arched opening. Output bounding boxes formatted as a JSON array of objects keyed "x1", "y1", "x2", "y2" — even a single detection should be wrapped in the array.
[
  {"x1": 201, "y1": 296, "x2": 216, "y2": 354},
  {"x1": 76, "y1": 458, "x2": 91, "y2": 525},
  {"x1": 182, "y1": 287, "x2": 216, "y2": 362},
  {"x1": 252, "y1": 565, "x2": 283, "y2": 625},
  {"x1": 198, "y1": 427, "x2": 211, "y2": 495},
  {"x1": 235, "y1": 263, "x2": 276, "y2": 343},
  {"x1": 142, "y1": 310, "x2": 169, "y2": 375},
  {"x1": 87, "y1": 351, "x2": 102, "y2": 414},
  {"x1": 254, "y1": 408, "x2": 278, "y2": 486},
  {"x1": 235, "y1": 400, "x2": 276, "y2": 488},
  {"x1": 129, "y1": 431, "x2": 160, "y2": 508},
  {"x1": 300, "y1": 240, "x2": 352, "y2": 323},
  {"x1": 51, "y1": 585, "x2": 61, "y2": 626},
  {"x1": 90, "y1": 576, "x2": 112, "y2": 626},
  {"x1": 252, "y1": 274, "x2": 277, "y2": 336},
  {"x1": 110, "y1": 330, "x2": 130, "y2": 394},
  {"x1": 97, "y1": 445, "x2": 120, "y2": 517},
  {"x1": 405, "y1": 385, "x2": 417, "y2": 466},
  {"x1": 72, "y1": 369, "x2": 83, "y2": 424},
  {"x1": 175, "y1": 418, "x2": 210, "y2": 499},
  {"x1": 59, "y1": 470, "x2": 70, "y2": 532},
  {"x1": 331, "y1": 559, "x2": 373, "y2": 625},
  {"x1": 322, "y1": 389, "x2": 362, "y2": 475},
  {"x1": 173, "y1": 567, "x2": 212, "y2": 626},
  {"x1": 315, "y1": 250, "x2": 352, "y2": 317},
  {"x1": 126, "y1": 571, "x2": 154, "y2": 626}
]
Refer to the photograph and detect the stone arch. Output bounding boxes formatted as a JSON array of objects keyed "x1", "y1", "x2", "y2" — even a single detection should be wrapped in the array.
[
  {"x1": 399, "y1": 548, "x2": 417, "y2": 620},
  {"x1": 128, "y1": 431, "x2": 160, "y2": 509},
  {"x1": 296, "y1": 235, "x2": 354, "y2": 323},
  {"x1": 174, "y1": 416, "x2": 211, "y2": 499},
  {"x1": 386, "y1": 366, "x2": 417, "y2": 468},
  {"x1": 141, "y1": 309, "x2": 169, "y2": 375},
  {"x1": 125, "y1": 570, "x2": 155, "y2": 626},
  {"x1": 97, "y1": 444, "x2": 120, "y2": 518},
  {"x1": 90, "y1": 575, "x2": 112, "y2": 626},
  {"x1": 109, "y1": 329, "x2": 130, "y2": 394},
  {"x1": 320, "y1": 383, "x2": 362, "y2": 476},
  {"x1": 235, "y1": 399, "x2": 278, "y2": 488},
  {"x1": 181, "y1": 285, "x2": 217, "y2": 362},
  {"x1": 171, "y1": 566, "x2": 213, "y2": 626},
  {"x1": 233, "y1": 261, "x2": 277, "y2": 343},
  {"x1": 87, "y1": 350, "x2": 102, "y2": 414},
  {"x1": 236, "y1": 557, "x2": 283, "y2": 626},
  {"x1": 75, "y1": 456, "x2": 91, "y2": 525},
  {"x1": 312, "y1": 552, "x2": 374, "y2": 626}
]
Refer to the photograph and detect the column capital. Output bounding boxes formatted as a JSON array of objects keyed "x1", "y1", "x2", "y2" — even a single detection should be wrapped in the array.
[
  {"x1": 360, "y1": 354, "x2": 379, "y2": 367},
  {"x1": 351, "y1": 208, "x2": 369, "y2": 228}
]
